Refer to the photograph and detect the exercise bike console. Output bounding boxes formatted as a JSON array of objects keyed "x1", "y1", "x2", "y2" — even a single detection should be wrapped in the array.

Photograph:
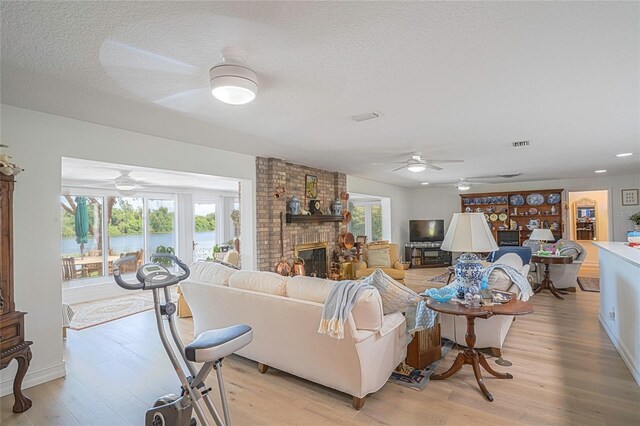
[{"x1": 113, "y1": 253, "x2": 190, "y2": 290}]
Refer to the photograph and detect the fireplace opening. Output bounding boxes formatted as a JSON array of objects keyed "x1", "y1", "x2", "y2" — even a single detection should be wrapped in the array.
[{"x1": 294, "y1": 242, "x2": 330, "y2": 278}]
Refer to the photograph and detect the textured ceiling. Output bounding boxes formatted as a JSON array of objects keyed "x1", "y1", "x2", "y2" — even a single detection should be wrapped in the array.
[{"x1": 2, "y1": 1, "x2": 639, "y2": 187}]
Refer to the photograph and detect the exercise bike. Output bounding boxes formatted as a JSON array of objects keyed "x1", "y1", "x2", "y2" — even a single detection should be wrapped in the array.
[{"x1": 113, "y1": 254, "x2": 253, "y2": 426}]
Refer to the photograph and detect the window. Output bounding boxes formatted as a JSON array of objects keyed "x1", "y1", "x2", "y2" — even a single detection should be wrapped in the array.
[
  {"x1": 348, "y1": 200, "x2": 383, "y2": 241},
  {"x1": 60, "y1": 194, "x2": 177, "y2": 281},
  {"x1": 193, "y1": 201, "x2": 216, "y2": 261}
]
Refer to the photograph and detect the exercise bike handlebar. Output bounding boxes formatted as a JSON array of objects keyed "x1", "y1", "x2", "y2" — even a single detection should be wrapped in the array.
[
  {"x1": 149, "y1": 253, "x2": 190, "y2": 281},
  {"x1": 113, "y1": 256, "x2": 144, "y2": 290},
  {"x1": 113, "y1": 253, "x2": 190, "y2": 291}
]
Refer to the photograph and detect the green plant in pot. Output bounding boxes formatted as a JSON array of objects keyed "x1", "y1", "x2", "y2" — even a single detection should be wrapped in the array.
[{"x1": 630, "y1": 212, "x2": 640, "y2": 231}]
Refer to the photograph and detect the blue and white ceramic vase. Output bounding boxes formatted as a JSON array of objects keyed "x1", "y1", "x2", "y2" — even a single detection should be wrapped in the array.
[
  {"x1": 289, "y1": 196, "x2": 301, "y2": 215},
  {"x1": 331, "y1": 198, "x2": 342, "y2": 215},
  {"x1": 628, "y1": 229, "x2": 640, "y2": 243},
  {"x1": 454, "y1": 253, "x2": 484, "y2": 289}
]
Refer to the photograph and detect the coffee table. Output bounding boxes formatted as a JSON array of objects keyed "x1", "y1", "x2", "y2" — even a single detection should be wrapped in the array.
[
  {"x1": 531, "y1": 254, "x2": 573, "y2": 300},
  {"x1": 426, "y1": 297, "x2": 533, "y2": 401}
]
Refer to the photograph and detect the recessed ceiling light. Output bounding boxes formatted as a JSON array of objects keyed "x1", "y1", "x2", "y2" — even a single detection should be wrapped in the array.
[
  {"x1": 616, "y1": 153, "x2": 633, "y2": 157},
  {"x1": 421, "y1": 182, "x2": 429, "y2": 185},
  {"x1": 594, "y1": 170, "x2": 607, "y2": 173}
]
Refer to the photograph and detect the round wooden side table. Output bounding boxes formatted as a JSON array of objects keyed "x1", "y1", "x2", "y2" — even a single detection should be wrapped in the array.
[
  {"x1": 426, "y1": 297, "x2": 533, "y2": 402},
  {"x1": 531, "y1": 254, "x2": 574, "y2": 300}
]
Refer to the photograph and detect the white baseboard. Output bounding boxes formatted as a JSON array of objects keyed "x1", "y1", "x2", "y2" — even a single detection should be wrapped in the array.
[
  {"x1": 1, "y1": 362, "x2": 66, "y2": 398},
  {"x1": 599, "y1": 314, "x2": 640, "y2": 386}
]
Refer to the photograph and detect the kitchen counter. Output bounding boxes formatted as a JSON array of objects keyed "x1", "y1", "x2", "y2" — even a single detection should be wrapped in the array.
[{"x1": 593, "y1": 241, "x2": 640, "y2": 386}]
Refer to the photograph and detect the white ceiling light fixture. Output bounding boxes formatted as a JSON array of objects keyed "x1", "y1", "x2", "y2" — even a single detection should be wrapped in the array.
[
  {"x1": 594, "y1": 169, "x2": 607, "y2": 173},
  {"x1": 421, "y1": 182, "x2": 430, "y2": 185},
  {"x1": 114, "y1": 170, "x2": 137, "y2": 192},
  {"x1": 209, "y1": 48, "x2": 258, "y2": 105},
  {"x1": 456, "y1": 179, "x2": 471, "y2": 191},
  {"x1": 616, "y1": 152, "x2": 634, "y2": 157},
  {"x1": 407, "y1": 164, "x2": 427, "y2": 173}
]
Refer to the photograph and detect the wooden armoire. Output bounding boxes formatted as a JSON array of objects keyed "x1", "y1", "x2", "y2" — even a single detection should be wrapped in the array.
[{"x1": 0, "y1": 174, "x2": 32, "y2": 413}]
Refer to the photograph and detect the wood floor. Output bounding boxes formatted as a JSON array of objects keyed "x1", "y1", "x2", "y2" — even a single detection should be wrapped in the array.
[{"x1": 2, "y1": 266, "x2": 638, "y2": 425}]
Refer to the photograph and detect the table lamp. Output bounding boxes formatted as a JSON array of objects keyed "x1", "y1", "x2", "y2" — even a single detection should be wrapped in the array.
[
  {"x1": 529, "y1": 228, "x2": 555, "y2": 253},
  {"x1": 441, "y1": 213, "x2": 499, "y2": 305}
]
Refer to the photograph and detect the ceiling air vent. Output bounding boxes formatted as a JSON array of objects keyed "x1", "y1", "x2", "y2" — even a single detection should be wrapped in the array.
[
  {"x1": 512, "y1": 140, "x2": 530, "y2": 148},
  {"x1": 351, "y1": 111, "x2": 383, "y2": 123}
]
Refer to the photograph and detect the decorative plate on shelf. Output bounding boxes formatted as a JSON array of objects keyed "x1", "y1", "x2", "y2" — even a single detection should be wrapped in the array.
[
  {"x1": 474, "y1": 197, "x2": 481, "y2": 205},
  {"x1": 526, "y1": 193, "x2": 545, "y2": 206},
  {"x1": 484, "y1": 214, "x2": 490, "y2": 221},
  {"x1": 482, "y1": 197, "x2": 488, "y2": 204},
  {"x1": 463, "y1": 198, "x2": 471, "y2": 205},
  {"x1": 498, "y1": 213, "x2": 508, "y2": 221},
  {"x1": 529, "y1": 207, "x2": 538, "y2": 215},
  {"x1": 501, "y1": 196, "x2": 508, "y2": 203},
  {"x1": 489, "y1": 213, "x2": 498, "y2": 221},
  {"x1": 510, "y1": 194, "x2": 525, "y2": 206},
  {"x1": 547, "y1": 193, "x2": 561, "y2": 204},
  {"x1": 491, "y1": 196, "x2": 498, "y2": 204}
]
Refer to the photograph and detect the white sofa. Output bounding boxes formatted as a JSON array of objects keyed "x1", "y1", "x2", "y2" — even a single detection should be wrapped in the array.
[
  {"x1": 440, "y1": 253, "x2": 530, "y2": 357},
  {"x1": 181, "y1": 262, "x2": 407, "y2": 410}
]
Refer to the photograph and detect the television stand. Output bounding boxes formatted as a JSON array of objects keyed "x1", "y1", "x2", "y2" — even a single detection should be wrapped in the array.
[{"x1": 405, "y1": 243, "x2": 451, "y2": 268}]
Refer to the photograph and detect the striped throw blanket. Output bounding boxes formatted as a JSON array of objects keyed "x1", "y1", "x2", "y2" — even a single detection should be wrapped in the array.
[{"x1": 318, "y1": 277, "x2": 375, "y2": 340}]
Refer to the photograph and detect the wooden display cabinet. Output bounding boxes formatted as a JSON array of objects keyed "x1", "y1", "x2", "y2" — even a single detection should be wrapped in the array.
[{"x1": 460, "y1": 189, "x2": 565, "y2": 246}]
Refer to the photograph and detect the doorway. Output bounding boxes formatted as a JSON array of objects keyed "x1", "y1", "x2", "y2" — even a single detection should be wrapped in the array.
[{"x1": 568, "y1": 190, "x2": 609, "y2": 268}]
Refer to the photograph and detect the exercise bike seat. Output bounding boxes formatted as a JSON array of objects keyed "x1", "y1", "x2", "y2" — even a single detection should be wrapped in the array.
[{"x1": 185, "y1": 324, "x2": 253, "y2": 363}]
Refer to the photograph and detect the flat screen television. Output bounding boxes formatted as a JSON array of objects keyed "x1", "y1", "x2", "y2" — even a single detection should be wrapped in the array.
[{"x1": 410, "y1": 220, "x2": 445, "y2": 242}]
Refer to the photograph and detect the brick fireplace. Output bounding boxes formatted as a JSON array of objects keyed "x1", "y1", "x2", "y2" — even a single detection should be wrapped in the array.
[{"x1": 255, "y1": 157, "x2": 347, "y2": 273}]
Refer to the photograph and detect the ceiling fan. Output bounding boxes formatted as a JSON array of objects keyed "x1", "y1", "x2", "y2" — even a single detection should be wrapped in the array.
[{"x1": 391, "y1": 152, "x2": 464, "y2": 173}]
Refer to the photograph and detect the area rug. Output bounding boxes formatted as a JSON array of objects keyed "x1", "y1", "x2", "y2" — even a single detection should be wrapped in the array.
[
  {"x1": 69, "y1": 289, "x2": 179, "y2": 330},
  {"x1": 577, "y1": 276, "x2": 600, "y2": 292},
  {"x1": 388, "y1": 340, "x2": 454, "y2": 390},
  {"x1": 428, "y1": 272, "x2": 453, "y2": 284}
]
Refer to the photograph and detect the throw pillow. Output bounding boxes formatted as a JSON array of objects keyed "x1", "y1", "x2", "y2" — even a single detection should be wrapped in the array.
[
  {"x1": 368, "y1": 269, "x2": 422, "y2": 315},
  {"x1": 367, "y1": 248, "x2": 391, "y2": 268}
]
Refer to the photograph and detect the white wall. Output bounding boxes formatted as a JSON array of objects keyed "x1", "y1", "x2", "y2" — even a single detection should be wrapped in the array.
[
  {"x1": 1, "y1": 105, "x2": 257, "y2": 396},
  {"x1": 411, "y1": 173, "x2": 640, "y2": 243},
  {"x1": 346, "y1": 176, "x2": 412, "y2": 252}
]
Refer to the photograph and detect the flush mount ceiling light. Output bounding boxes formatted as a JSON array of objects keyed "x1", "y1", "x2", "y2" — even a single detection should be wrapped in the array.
[
  {"x1": 594, "y1": 169, "x2": 607, "y2": 173},
  {"x1": 114, "y1": 170, "x2": 137, "y2": 191},
  {"x1": 209, "y1": 48, "x2": 258, "y2": 105},
  {"x1": 456, "y1": 179, "x2": 471, "y2": 191},
  {"x1": 407, "y1": 164, "x2": 427, "y2": 173},
  {"x1": 616, "y1": 152, "x2": 634, "y2": 157},
  {"x1": 421, "y1": 182, "x2": 430, "y2": 185}
]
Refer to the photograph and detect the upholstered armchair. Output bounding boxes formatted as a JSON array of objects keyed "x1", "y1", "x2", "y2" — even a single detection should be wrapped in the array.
[
  {"x1": 524, "y1": 239, "x2": 586, "y2": 289},
  {"x1": 440, "y1": 253, "x2": 530, "y2": 356},
  {"x1": 355, "y1": 243, "x2": 405, "y2": 283}
]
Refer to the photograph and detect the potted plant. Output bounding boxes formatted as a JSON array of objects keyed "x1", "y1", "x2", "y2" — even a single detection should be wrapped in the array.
[{"x1": 630, "y1": 212, "x2": 640, "y2": 230}]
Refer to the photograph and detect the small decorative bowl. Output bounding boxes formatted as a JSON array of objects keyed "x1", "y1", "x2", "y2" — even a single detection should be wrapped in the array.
[{"x1": 425, "y1": 287, "x2": 457, "y2": 303}]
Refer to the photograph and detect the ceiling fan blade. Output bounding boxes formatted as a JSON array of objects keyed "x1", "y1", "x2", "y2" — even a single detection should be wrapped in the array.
[
  {"x1": 425, "y1": 164, "x2": 443, "y2": 171},
  {"x1": 392, "y1": 165, "x2": 408, "y2": 172},
  {"x1": 428, "y1": 159, "x2": 464, "y2": 164}
]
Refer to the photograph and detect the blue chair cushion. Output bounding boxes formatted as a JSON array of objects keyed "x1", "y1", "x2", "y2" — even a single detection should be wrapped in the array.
[{"x1": 487, "y1": 246, "x2": 532, "y2": 265}]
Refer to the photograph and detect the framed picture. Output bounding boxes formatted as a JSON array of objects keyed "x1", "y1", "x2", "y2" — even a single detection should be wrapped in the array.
[
  {"x1": 622, "y1": 189, "x2": 639, "y2": 206},
  {"x1": 305, "y1": 174, "x2": 318, "y2": 199}
]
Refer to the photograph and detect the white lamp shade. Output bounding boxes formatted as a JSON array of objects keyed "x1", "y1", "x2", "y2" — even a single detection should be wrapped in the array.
[
  {"x1": 529, "y1": 228, "x2": 555, "y2": 241},
  {"x1": 441, "y1": 213, "x2": 499, "y2": 252}
]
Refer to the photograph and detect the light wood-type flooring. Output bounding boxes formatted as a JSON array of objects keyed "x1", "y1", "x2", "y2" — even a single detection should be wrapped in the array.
[{"x1": 2, "y1": 265, "x2": 638, "y2": 425}]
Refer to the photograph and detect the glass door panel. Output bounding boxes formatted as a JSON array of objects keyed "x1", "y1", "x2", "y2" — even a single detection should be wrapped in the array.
[
  {"x1": 148, "y1": 199, "x2": 176, "y2": 260},
  {"x1": 193, "y1": 201, "x2": 216, "y2": 261},
  {"x1": 107, "y1": 196, "x2": 144, "y2": 275}
]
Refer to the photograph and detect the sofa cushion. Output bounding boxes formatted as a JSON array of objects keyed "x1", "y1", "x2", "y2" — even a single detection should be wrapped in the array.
[
  {"x1": 229, "y1": 271, "x2": 288, "y2": 296},
  {"x1": 369, "y1": 269, "x2": 421, "y2": 315},
  {"x1": 189, "y1": 261, "x2": 238, "y2": 286},
  {"x1": 287, "y1": 276, "x2": 383, "y2": 331},
  {"x1": 287, "y1": 276, "x2": 336, "y2": 303},
  {"x1": 366, "y1": 248, "x2": 391, "y2": 268},
  {"x1": 356, "y1": 267, "x2": 405, "y2": 281}
]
